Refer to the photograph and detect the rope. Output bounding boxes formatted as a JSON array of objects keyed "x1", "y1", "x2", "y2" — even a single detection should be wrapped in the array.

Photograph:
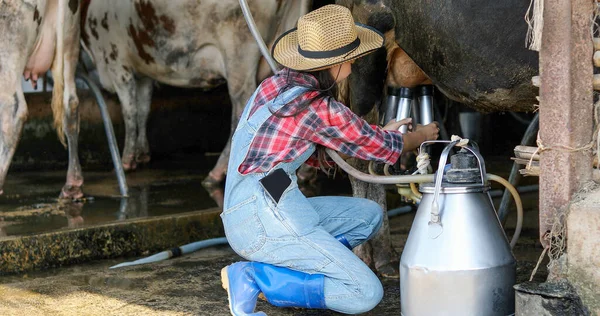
[
  {"x1": 526, "y1": 115, "x2": 599, "y2": 172},
  {"x1": 414, "y1": 152, "x2": 430, "y2": 175},
  {"x1": 525, "y1": 0, "x2": 544, "y2": 51},
  {"x1": 450, "y1": 135, "x2": 470, "y2": 147},
  {"x1": 529, "y1": 245, "x2": 549, "y2": 281}
]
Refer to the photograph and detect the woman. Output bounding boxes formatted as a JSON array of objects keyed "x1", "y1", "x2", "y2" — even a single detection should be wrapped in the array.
[{"x1": 220, "y1": 5, "x2": 439, "y2": 315}]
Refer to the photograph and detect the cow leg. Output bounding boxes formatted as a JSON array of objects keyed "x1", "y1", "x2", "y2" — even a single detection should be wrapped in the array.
[
  {"x1": 60, "y1": 11, "x2": 83, "y2": 199},
  {"x1": 112, "y1": 72, "x2": 138, "y2": 171},
  {"x1": 134, "y1": 77, "x2": 153, "y2": 165},
  {"x1": 0, "y1": 87, "x2": 28, "y2": 196},
  {"x1": 0, "y1": 7, "x2": 31, "y2": 195},
  {"x1": 60, "y1": 72, "x2": 83, "y2": 198},
  {"x1": 202, "y1": 49, "x2": 258, "y2": 189},
  {"x1": 349, "y1": 160, "x2": 400, "y2": 278}
]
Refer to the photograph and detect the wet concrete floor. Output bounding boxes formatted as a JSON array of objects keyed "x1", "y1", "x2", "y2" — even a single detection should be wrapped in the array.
[
  {"x1": 0, "y1": 157, "x2": 547, "y2": 315},
  {"x1": 0, "y1": 158, "x2": 219, "y2": 237}
]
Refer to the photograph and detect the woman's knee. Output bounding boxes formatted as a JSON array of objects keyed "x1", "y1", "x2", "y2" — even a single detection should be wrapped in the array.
[
  {"x1": 358, "y1": 198, "x2": 383, "y2": 232},
  {"x1": 358, "y1": 276, "x2": 384, "y2": 313},
  {"x1": 330, "y1": 273, "x2": 384, "y2": 314}
]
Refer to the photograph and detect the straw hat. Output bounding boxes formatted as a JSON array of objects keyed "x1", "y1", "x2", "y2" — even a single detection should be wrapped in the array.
[{"x1": 271, "y1": 4, "x2": 384, "y2": 71}]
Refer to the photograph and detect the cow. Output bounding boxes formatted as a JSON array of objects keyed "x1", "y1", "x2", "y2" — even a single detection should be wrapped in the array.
[
  {"x1": 340, "y1": 0, "x2": 539, "y2": 115},
  {"x1": 332, "y1": 0, "x2": 539, "y2": 277},
  {"x1": 0, "y1": 0, "x2": 81, "y2": 198},
  {"x1": 77, "y1": 0, "x2": 310, "y2": 192}
]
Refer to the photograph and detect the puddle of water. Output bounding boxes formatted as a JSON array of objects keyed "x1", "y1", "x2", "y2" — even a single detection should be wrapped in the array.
[{"x1": 0, "y1": 179, "x2": 219, "y2": 238}]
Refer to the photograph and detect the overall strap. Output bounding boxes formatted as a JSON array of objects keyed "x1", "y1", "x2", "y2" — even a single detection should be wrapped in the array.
[
  {"x1": 247, "y1": 86, "x2": 309, "y2": 130},
  {"x1": 236, "y1": 88, "x2": 261, "y2": 132}
]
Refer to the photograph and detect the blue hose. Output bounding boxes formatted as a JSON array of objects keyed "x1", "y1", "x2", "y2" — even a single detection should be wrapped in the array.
[
  {"x1": 109, "y1": 237, "x2": 229, "y2": 269},
  {"x1": 387, "y1": 205, "x2": 414, "y2": 217}
]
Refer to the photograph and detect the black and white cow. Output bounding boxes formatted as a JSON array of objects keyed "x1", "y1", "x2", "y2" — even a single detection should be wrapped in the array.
[
  {"x1": 0, "y1": 0, "x2": 81, "y2": 198},
  {"x1": 79, "y1": 0, "x2": 310, "y2": 190}
]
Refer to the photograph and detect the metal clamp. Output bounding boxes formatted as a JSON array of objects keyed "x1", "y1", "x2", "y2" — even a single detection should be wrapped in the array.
[{"x1": 427, "y1": 141, "x2": 488, "y2": 238}]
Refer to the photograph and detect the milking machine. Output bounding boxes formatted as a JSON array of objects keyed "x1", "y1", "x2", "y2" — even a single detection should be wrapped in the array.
[
  {"x1": 328, "y1": 81, "x2": 522, "y2": 316},
  {"x1": 378, "y1": 85, "x2": 438, "y2": 201},
  {"x1": 327, "y1": 139, "x2": 522, "y2": 316},
  {"x1": 414, "y1": 86, "x2": 436, "y2": 125},
  {"x1": 381, "y1": 85, "x2": 435, "y2": 131}
]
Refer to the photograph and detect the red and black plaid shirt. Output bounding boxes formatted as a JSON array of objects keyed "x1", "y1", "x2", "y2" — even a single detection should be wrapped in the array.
[{"x1": 238, "y1": 69, "x2": 403, "y2": 174}]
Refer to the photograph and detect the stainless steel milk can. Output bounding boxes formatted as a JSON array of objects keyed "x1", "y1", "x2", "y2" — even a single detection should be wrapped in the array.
[{"x1": 400, "y1": 142, "x2": 516, "y2": 316}]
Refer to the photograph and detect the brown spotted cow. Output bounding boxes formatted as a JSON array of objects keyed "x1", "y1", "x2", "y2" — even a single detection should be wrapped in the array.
[
  {"x1": 78, "y1": 0, "x2": 310, "y2": 189},
  {"x1": 0, "y1": 0, "x2": 81, "y2": 198}
]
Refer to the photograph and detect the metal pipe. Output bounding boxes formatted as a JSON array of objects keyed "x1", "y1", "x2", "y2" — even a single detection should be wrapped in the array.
[
  {"x1": 508, "y1": 111, "x2": 534, "y2": 125},
  {"x1": 77, "y1": 73, "x2": 128, "y2": 197},
  {"x1": 498, "y1": 113, "x2": 539, "y2": 224},
  {"x1": 239, "y1": 0, "x2": 280, "y2": 74},
  {"x1": 490, "y1": 184, "x2": 538, "y2": 198}
]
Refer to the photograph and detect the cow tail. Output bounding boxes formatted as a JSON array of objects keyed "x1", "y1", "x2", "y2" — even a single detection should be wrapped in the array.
[{"x1": 51, "y1": 0, "x2": 67, "y2": 147}]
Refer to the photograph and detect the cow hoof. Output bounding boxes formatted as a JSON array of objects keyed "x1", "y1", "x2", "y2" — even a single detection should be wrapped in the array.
[
  {"x1": 201, "y1": 175, "x2": 222, "y2": 190},
  {"x1": 123, "y1": 160, "x2": 137, "y2": 171},
  {"x1": 59, "y1": 185, "x2": 84, "y2": 200},
  {"x1": 377, "y1": 262, "x2": 400, "y2": 279},
  {"x1": 136, "y1": 153, "x2": 151, "y2": 164}
]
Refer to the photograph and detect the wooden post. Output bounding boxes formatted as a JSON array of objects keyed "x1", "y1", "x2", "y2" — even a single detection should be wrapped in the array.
[{"x1": 538, "y1": 0, "x2": 594, "y2": 275}]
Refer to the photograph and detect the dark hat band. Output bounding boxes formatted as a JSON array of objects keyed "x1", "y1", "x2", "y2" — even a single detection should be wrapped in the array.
[{"x1": 298, "y1": 37, "x2": 361, "y2": 59}]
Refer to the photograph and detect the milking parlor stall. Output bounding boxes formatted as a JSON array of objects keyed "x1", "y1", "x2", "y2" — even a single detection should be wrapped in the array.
[{"x1": 0, "y1": 0, "x2": 599, "y2": 315}]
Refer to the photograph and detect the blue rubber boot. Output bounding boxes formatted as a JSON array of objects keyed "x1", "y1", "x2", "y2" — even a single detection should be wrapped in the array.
[
  {"x1": 221, "y1": 262, "x2": 266, "y2": 316},
  {"x1": 335, "y1": 234, "x2": 352, "y2": 250},
  {"x1": 250, "y1": 262, "x2": 326, "y2": 309},
  {"x1": 221, "y1": 261, "x2": 326, "y2": 315}
]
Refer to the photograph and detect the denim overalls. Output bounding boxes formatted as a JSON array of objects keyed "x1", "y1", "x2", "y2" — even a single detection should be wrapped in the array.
[{"x1": 221, "y1": 86, "x2": 384, "y2": 313}]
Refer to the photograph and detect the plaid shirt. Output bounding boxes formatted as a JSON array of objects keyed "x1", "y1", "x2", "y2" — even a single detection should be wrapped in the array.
[{"x1": 238, "y1": 69, "x2": 404, "y2": 174}]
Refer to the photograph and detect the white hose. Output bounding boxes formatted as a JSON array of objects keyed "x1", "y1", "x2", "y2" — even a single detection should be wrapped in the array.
[
  {"x1": 239, "y1": 0, "x2": 280, "y2": 73},
  {"x1": 326, "y1": 149, "x2": 435, "y2": 184},
  {"x1": 327, "y1": 150, "x2": 523, "y2": 248},
  {"x1": 486, "y1": 174, "x2": 523, "y2": 249}
]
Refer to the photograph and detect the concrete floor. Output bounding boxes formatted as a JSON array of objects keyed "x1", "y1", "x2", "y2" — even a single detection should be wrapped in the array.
[{"x1": 0, "y1": 160, "x2": 546, "y2": 315}]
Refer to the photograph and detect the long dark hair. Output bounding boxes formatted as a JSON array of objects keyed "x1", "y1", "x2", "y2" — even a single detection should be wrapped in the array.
[
  {"x1": 271, "y1": 67, "x2": 339, "y2": 117},
  {"x1": 271, "y1": 67, "x2": 343, "y2": 173}
]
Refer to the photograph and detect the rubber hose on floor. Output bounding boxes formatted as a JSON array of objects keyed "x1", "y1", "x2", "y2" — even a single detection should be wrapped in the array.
[{"x1": 109, "y1": 237, "x2": 229, "y2": 269}]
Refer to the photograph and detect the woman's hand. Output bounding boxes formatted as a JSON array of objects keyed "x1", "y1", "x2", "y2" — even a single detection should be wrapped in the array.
[
  {"x1": 417, "y1": 122, "x2": 440, "y2": 141},
  {"x1": 402, "y1": 122, "x2": 440, "y2": 152},
  {"x1": 383, "y1": 118, "x2": 413, "y2": 131}
]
